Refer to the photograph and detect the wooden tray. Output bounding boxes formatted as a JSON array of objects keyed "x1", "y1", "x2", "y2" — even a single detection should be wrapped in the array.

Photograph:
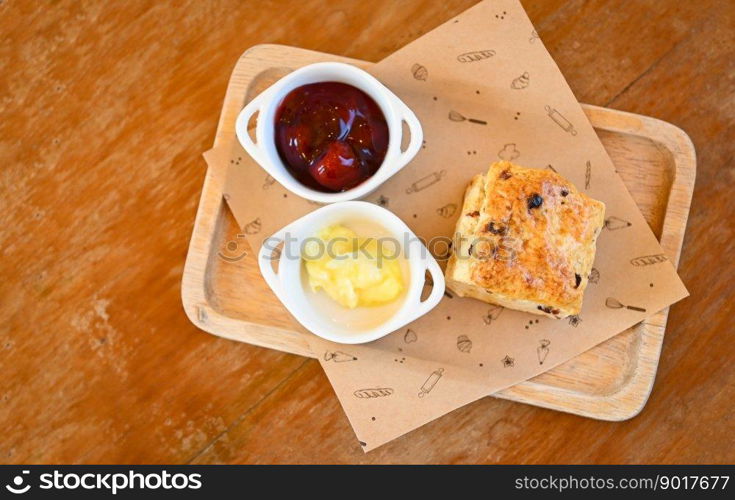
[{"x1": 182, "y1": 44, "x2": 695, "y2": 421}]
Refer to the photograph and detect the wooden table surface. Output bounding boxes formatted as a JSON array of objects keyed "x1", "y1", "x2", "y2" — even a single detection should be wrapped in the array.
[{"x1": 1, "y1": 0, "x2": 733, "y2": 464}]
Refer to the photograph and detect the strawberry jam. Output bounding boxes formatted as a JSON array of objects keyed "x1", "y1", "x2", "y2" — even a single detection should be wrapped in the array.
[{"x1": 274, "y1": 82, "x2": 389, "y2": 192}]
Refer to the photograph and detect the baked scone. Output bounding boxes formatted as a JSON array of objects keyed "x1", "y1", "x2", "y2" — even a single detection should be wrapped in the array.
[{"x1": 445, "y1": 161, "x2": 605, "y2": 318}]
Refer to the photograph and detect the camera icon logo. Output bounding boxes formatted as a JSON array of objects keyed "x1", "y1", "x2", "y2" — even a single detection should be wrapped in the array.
[{"x1": 5, "y1": 471, "x2": 31, "y2": 494}]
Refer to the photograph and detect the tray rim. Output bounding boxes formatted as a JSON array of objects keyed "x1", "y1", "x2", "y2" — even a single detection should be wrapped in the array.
[{"x1": 181, "y1": 44, "x2": 696, "y2": 421}]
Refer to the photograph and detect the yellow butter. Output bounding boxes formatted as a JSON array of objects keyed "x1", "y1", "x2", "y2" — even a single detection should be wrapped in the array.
[{"x1": 303, "y1": 225, "x2": 404, "y2": 309}]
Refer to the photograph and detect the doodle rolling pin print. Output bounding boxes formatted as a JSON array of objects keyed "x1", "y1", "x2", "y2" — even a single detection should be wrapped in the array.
[
  {"x1": 418, "y1": 368, "x2": 444, "y2": 397},
  {"x1": 545, "y1": 105, "x2": 578, "y2": 136}
]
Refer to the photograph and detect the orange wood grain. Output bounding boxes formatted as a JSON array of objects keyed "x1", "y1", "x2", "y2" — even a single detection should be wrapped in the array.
[{"x1": 0, "y1": 0, "x2": 732, "y2": 463}]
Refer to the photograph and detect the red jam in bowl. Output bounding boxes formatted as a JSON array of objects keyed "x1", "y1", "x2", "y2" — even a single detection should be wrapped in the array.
[{"x1": 274, "y1": 82, "x2": 389, "y2": 192}]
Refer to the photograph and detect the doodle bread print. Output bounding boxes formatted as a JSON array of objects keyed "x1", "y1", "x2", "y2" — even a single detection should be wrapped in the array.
[
  {"x1": 263, "y1": 174, "x2": 276, "y2": 190},
  {"x1": 537, "y1": 339, "x2": 551, "y2": 365},
  {"x1": 456, "y1": 50, "x2": 495, "y2": 63},
  {"x1": 411, "y1": 63, "x2": 428, "y2": 81},
  {"x1": 448, "y1": 110, "x2": 487, "y2": 125},
  {"x1": 244, "y1": 217, "x2": 262, "y2": 235},
  {"x1": 605, "y1": 297, "x2": 646, "y2": 313},
  {"x1": 405, "y1": 169, "x2": 446, "y2": 194},
  {"x1": 354, "y1": 388, "x2": 393, "y2": 399},
  {"x1": 630, "y1": 254, "x2": 667, "y2": 266},
  {"x1": 404, "y1": 328, "x2": 417, "y2": 343},
  {"x1": 585, "y1": 161, "x2": 592, "y2": 190},
  {"x1": 436, "y1": 203, "x2": 457, "y2": 218},
  {"x1": 418, "y1": 368, "x2": 444, "y2": 398},
  {"x1": 604, "y1": 216, "x2": 632, "y2": 231},
  {"x1": 511, "y1": 72, "x2": 530, "y2": 90},
  {"x1": 376, "y1": 194, "x2": 389, "y2": 207},
  {"x1": 324, "y1": 350, "x2": 357, "y2": 363},
  {"x1": 544, "y1": 105, "x2": 577, "y2": 136},
  {"x1": 498, "y1": 143, "x2": 520, "y2": 161},
  {"x1": 529, "y1": 30, "x2": 540, "y2": 43},
  {"x1": 456, "y1": 335, "x2": 472, "y2": 353}
]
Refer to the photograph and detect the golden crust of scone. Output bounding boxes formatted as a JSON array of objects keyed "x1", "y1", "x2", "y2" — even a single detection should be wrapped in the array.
[{"x1": 445, "y1": 161, "x2": 605, "y2": 318}]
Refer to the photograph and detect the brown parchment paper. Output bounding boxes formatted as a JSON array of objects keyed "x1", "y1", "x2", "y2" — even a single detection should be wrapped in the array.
[{"x1": 206, "y1": 0, "x2": 688, "y2": 451}]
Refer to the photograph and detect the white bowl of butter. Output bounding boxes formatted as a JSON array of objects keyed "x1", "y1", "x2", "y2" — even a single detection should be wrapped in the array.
[{"x1": 257, "y1": 201, "x2": 445, "y2": 344}]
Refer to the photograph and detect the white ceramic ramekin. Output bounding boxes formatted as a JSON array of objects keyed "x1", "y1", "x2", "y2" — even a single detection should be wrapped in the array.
[
  {"x1": 257, "y1": 201, "x2": 444, "y2": 344},
  {"x1": 235, "y1": 62, "x2": 423, "y2": 203}
]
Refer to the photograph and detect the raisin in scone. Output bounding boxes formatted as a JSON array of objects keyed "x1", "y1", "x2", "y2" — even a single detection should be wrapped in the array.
[{"x1": 445, "y1": 161, "x2": 605, "y2": 318}]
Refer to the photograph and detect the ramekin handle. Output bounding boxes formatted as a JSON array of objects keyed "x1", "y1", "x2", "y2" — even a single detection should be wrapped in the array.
[
  {"x1": 257, "y1": 227, "x2": 288, "y2": 303},
  {"x1": 393, "y1": 97, "x2": 424, "y2": 169},
  {"x1": 235, "y1": 92, "x2": 268, "y2": 165},
  {"x1": 408, "y1": 256, "x2": 445, "y2": 323}
]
